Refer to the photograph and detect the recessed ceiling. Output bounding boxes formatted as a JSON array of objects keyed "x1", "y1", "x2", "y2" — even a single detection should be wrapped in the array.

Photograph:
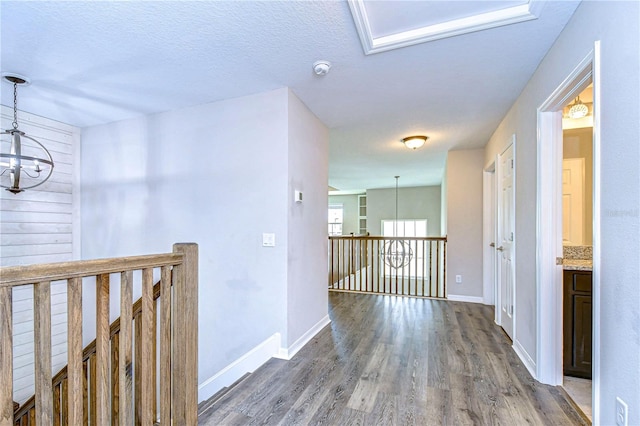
[
  {"x1": 349, "y1": 0, "x2": 543, "y2": 55},
  {"x1": 0, "y1": 1, "x2": 581, "y2": 192}
]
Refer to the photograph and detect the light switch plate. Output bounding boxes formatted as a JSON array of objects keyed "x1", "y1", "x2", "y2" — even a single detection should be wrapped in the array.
[{"x1": 262, "y1": 233, "x2": 276, "y2": 247}]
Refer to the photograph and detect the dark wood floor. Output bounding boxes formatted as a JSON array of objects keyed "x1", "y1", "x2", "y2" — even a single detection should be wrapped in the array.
[{"x1": 199, "y1": 293, "x2": 586, "y2": 425}]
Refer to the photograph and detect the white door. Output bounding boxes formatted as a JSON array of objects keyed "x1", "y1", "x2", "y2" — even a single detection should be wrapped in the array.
[
  {"x1": 497, "y1": 142, "x2": 515, "y2": 339},
  {"x1": 562, "y1": 158, "x2": 585, "y2": 245}
]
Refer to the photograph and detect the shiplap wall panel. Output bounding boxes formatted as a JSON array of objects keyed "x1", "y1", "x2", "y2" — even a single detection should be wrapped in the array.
[{"x1": 0, "y1": 106, "x2": 80, "y2": 403}]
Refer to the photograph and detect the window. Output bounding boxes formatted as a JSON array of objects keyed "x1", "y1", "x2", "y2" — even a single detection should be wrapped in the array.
[
  {"x1": 328, "y1": 204, "x2": 343, "y2": 236},
  {"x1": 381, "y1": 220, "x2": 427, "y2": 238}
]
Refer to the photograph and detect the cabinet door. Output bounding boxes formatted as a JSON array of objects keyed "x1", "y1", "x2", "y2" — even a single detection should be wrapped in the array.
[{"x1": 563, "y1": 270, "x2": 592, "y2": 379}]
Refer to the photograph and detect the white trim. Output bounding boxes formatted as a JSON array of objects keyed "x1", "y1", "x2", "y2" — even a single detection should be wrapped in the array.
[
  {"x1": 536, "y1": 48, "x2": 594, "y2": 387},
  {"x1": 276, "y1": 315, "x2": 331, "y2": 360},
  {"x1": 591, "y1": 40, "x2": 602, "y2": 425},
  {"x1": 447, "y1": 294, "x2": 484, "y2": 304},
  {"x1": 348, "y1": 0, "x2": 543, "y2": 55},
  {"x1": 513, "y1": 339, "x2": 537, "y2": 379},
  {"x1": 197, "y1": 333, "x2": 281, "y2": 403}
]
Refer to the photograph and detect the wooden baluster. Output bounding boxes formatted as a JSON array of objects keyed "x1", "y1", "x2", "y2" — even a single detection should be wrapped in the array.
[
  {"x1": 422, "y1": 240, "x2": 426, "y2": 297},
  {"x1": 111, "y1": 333, "x2": 119, "y2": 425},
  {"x1": 67, "y1": 276, "x2": 83, "y2": 425},
  {"x1": 152, "y1": 287, "x2": 158, "y2": 420},
  {"x1": 61, "y1": 379, "x2": 68, "y2": 426},
  {"x1": 119, "y1": 270, "x2": 133, "y2": 426},
  {"x1": 159, "y1": 266, "x2": 172, "y2": 425},
  {"x1": 95, "y1": 274, "x2": 110, "y2": 424},
  {"x1": 429, "y1": 241, "x2": 434, "y2": 298},
  {"x1": 415, "y1": 240, "x2": 419, "y2": 296},
  {"x1": 90, "y1": 353, "x2": 97, "y2": 425},
  {"x1": 436, "y1": 240, "x2": 441, "y2": 298},
  {"x1": 139, "y1": 268, "x2": 154, "y2": 424},
  {"x1": 34, "y1": 281, "x2": 53, "y2": 425},
  {"x1": 0, "y1": 286, "x2": 13, "y2": 425},
  {"x1": 134, "y1": 313, "x2": 142, "y2": 425},
  {"x1": 442, "y1": 239, "x2": 447, "y2": 298},
  {"x1": 329, "y1": 238, "x2": 333, "y2": 288},
  {"x1": 53, "y1": 383, "x2": 61, "y2": 426},
  {"x1": 83, "y1": 360, "x2": 89, "y2": 425}
]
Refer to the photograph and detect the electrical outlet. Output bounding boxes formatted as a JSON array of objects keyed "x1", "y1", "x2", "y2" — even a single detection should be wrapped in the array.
[
  {"x1": 616, "y1": 397, "x2": 628, "y2": 426},
  {"x1": 455, "y1": 275, "x2": 462, "y2": 283}
]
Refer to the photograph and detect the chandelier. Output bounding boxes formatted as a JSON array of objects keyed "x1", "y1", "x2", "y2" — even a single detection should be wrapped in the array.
[
  {"x1": 1, "y1": 74, "x2": 54, "y2": 194},
  {"x1": 381, "y1": 176, "x2": 414, "y2": 269},
  {"x1": 568, "y1": 96, "x2": 588, "y2": 119}
]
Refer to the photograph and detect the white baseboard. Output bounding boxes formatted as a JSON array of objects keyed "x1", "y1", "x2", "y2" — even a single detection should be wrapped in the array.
[
  {"x1": 513, "y1": 339, "x2": 537, "y2": 380},
  {"x1": 447, "y1": 294, "x2": 484, "y2": 304},
  {"x1": 197, "y1": 333, "x2": 281, "y2": 403},
  {"x1": 276, "y1": 315, "x2": 331, "y2": 360}
]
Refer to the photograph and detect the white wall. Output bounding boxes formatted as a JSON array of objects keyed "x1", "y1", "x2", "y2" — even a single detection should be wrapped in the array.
[
  {"x1": 81, "y1": 88, "x2": 329, "y2": 401},
  {"x1": 366, "y1": 186, "x2": 441, "y2": 236},
  {"x1": 327, "y1": 194, "x2": 359, "y2": 235},
  {"x1": 445, "y1": 149, "x2": 484, "y2": 299},
  {"x1": 286, "y1": 90, "x2": 329, "y2": 351},
  {"x1": 484, "y1": 2, "x2": 639, "y2": 423}
]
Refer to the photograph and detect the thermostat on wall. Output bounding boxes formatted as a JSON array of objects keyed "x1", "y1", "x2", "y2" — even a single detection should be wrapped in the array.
[{"x1": 294, "y1": 190, "x2": 303, "y2": 203}]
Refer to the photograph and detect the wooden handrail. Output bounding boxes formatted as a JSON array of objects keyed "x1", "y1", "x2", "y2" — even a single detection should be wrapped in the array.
[
  {"x1": 0, "y1": 252, "x2": 184, "y2": 287},
  {"x1": 329, "y1": 235, "x2": 447, "y2": 241},
  {"x1": 12, "y1": 278, "x2": 166, "y2": 421}
]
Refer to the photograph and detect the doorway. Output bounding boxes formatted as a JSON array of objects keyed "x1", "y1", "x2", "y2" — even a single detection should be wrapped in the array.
[{"x1": 536, "y1": 44, "x2": 601, "y2": 421}]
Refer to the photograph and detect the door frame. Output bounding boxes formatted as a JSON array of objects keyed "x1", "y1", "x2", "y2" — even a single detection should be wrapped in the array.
[{"x1": 536, "y1": 43, "x2": 601, "y2": 420}]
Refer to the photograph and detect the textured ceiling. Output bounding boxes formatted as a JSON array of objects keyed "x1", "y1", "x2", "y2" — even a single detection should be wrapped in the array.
[{"x1": 0, "y1": 1, "x2": 581, "y2": 191}]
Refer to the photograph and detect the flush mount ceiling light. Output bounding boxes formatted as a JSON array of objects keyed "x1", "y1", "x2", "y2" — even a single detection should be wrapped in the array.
[
  {"x1": 401, "y1": 135, "x2": 428, "y2": 150},
  {"x1": 0, "y1": 73, "x2": 54, "y2": 194},
  {"x1": 568, "y1": 96, "x2": 589, "y2": 119}
]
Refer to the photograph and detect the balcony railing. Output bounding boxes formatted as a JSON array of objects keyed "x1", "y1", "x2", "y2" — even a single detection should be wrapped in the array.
[{"x1": 328, "y1": 235, "x2": 446, "y2": 298}]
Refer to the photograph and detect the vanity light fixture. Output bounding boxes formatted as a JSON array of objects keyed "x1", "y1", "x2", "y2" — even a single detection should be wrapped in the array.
[
  {"x1": 0, "y1": 73, "x2": 54, "y2": 194},
  {"x1": 401, "y1": 135, "x2": 428, "y2": 150},
  {"x1": 568, "y1": 96, "x2": 588, "y2": 119}
]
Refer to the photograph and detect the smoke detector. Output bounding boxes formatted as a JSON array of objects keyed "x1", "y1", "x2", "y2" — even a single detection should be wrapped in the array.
[{"x1": 312, "y1": 60, "x2": 331, "y2": 76}]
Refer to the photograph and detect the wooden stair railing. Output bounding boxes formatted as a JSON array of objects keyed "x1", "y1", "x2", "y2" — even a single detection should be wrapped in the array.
[
  {"x1": 12, "y1": 279, "x2": 164, "y2": 425},
  {"x1": 0, "y1": 243, "x2": 198, "y2": 425}
]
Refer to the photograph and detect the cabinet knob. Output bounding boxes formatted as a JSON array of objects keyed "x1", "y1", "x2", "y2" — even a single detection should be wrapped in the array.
[{"x1": 496, "y1": 246, "x2": 504, "y2": 251}]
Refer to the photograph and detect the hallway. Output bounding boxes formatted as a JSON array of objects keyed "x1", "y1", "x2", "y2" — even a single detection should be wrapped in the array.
[{"x1": 199, "y1": 293, "x2": 587, "y2": 425}]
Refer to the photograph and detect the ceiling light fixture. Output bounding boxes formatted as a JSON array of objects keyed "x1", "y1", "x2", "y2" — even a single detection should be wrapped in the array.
[
  {"x1": 568, "y1": 96, "x2": 588, "y2": 119},
  {"x1": 401, "y1": 135, "x2": 428, "y2": 150},
  {"x1": 1, "y1": 74, "x2": 54, "y2": 194}
]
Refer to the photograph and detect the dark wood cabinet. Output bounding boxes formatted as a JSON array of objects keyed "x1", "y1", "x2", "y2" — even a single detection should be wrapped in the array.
[{"x1": 563, "y1": 270, "x2": 592, "y2": 379}]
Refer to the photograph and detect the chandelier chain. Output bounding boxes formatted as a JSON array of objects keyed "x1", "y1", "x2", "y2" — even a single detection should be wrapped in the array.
[{"x1": 12, "y1": 82, "x2": 18, "y2": 129}]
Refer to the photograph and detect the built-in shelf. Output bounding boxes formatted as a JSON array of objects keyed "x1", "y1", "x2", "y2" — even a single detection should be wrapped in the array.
[{"x1": 358, "y1": 195, "x2": 367, "y2": 234}]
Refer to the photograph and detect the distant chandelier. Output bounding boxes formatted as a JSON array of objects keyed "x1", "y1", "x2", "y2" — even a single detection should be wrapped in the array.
[
  {"x1": 568, "y1": 96, "x2": 588, "y2": 119},
  {"x1": 381, "y1": 176, "x2": 414, "y2": 269},
  {"x1": 0, "y1": 74, "x2": 54, "y2": 194},
  {"x1": 402, "y1": 135, "x2": 428, "y2": 150}
]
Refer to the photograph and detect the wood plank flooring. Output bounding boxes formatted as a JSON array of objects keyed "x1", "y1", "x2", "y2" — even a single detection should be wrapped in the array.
[{"x1": 199, "y1": 293, "x2": 587, "y2": 425}]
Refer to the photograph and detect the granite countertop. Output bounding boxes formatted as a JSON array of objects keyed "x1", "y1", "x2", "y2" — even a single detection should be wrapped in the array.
[
  {"x1": 563, "y1": 245, "x2": 593, "y2": 271},
  {"x1": 563, "y1": 259, "x2": 593, "y2": 271}
]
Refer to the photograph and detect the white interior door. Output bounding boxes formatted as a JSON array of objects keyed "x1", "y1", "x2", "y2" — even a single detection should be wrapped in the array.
[
  {"x1": 497, "y1": 142, "x2": 515, "y2": 340},
  {"x1": 562, "y1": 158, "x2": 585, "y2": 245}
]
